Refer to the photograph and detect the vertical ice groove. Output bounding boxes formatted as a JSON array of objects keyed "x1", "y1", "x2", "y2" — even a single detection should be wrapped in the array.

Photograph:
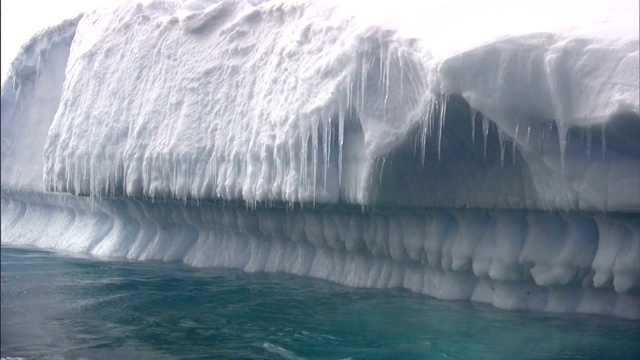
[{"x1": 12, "y1": 78, "x2": 20, "y2": 109}]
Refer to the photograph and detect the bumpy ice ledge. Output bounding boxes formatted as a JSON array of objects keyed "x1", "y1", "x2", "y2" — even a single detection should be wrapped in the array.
[{"x1": 1, "y1": 0, "x2": 639, "y2": 319}]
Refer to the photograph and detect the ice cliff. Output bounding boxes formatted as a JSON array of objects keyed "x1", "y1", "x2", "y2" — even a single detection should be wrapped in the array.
[{"x1": 1, "y1": 0, "x2": 639, "y2": 319}]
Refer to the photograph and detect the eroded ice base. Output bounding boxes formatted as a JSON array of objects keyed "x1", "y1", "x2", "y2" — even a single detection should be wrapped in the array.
[{"x1": 2, "y1": 190, "x2": 638, "y2": 319}]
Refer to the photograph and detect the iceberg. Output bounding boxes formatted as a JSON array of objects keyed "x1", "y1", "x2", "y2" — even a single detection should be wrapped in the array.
[{"x1": 1, "y1": 0, "x2": 639, "y2": 319}]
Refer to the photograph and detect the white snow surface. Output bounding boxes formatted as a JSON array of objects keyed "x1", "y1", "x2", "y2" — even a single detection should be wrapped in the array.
[{"x1": 1, "y1": 0, "x2": 639, "y2": 319}]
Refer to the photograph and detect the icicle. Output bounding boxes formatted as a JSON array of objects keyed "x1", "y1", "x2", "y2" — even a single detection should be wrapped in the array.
[
  {"x1": 540, "y1": 125, "x2": 547, "y2": 154},
  {"x1": 300, "y1": 129, "x2": 308, "y2": 191},
  {"x1": 384, "y1": 47, "x2": 392, "y2": 119},
  {"x1": 558, "y1": 124, "x2": 568, "y2": 173},
  {"x1": 399, "y1": 55, "x2": 404, "y2": 105},
  {"x1": 327, "y1": 117, "x2": 333, "y2": 188},
  {"x1": 379, "y1": 155, "x2": 386, "y2": 183},
  {"x1": 338, "y1": 106, "x2": 345, "y2": 188},
  {"x1": 483, "y1": 116, "x2": 490, "y2": 162},
  {"x1": 601, "y1": 122, "x2": 606, "y2": 160},
  {"x1": 421, "y1": 101, "x2": 436, "y2": 165},
  {"x1": 526, "y1": 126, "x2": 531, "y2": 147},
  {"x1": 512, "y1": 123, "x2": 519, "y2": 164},
  {"x1": 346, "y1": 78, "x2": 353, "y2": 116},
  {"x1": 546, "y1": 123, "x2": 554, "y2": 154},
  {"x1": 379, "y1": 42, "x2": 385, "y2": 93},
  {"x1": 360, "y1": 56, "x2": 368, "y2": 116},
  {"x1": 174, "y1": 158, "x2": 179, "y2": 199},
  {"x1": 586, "y1": 128, "x2": 592, "y2": 160},
  {"x1": 420, "y1": 108, "x2": 428, "y2": 165},
  {"x1": 437, "y1": 95, "x2": 448, "y2": 161},
  {"x1": 470, "y1": 110, "x2": 477, "y2": 143},
  {"x1": 498, "y1": 129, "x2": 507, "y2": 167},
  {"x1": 187, "y1": 160, "x2": 192, "y2": 200},
  {"x1": 239, "y1": 151, "x2": 246, "y2": 199},
  {"x1": 322, "y1": 119, "x2": 329, "y2": 190},
  {"x1": 312, "y1": 120, "x2": 318, "y2": 206}
]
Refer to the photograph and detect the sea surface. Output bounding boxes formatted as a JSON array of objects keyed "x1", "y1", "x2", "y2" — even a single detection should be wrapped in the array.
[{"x1": 1, "y1": 245, "x2": 639, "y2": 360}]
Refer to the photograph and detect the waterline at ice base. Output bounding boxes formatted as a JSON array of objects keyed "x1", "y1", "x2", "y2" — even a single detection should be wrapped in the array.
[{"x1": 1, "y1": 0, "x2": 639, "y2": 319}]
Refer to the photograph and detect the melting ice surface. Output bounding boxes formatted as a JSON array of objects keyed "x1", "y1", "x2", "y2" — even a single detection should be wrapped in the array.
[{"x1": 1, "y1": 0, "x2": 639, "y2": 319}]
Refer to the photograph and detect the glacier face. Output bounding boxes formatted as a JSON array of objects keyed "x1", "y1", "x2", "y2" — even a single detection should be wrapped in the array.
[{"x1": 1, "y1": 0, "x2": 639, "y2": 319}]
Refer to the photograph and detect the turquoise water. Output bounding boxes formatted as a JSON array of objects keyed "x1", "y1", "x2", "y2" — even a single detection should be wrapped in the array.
[{"x1": 2, "y1": 246, "x2": 639, "y2": 359}]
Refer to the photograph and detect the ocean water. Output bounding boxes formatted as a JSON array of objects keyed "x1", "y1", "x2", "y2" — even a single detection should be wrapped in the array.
[{"x1": 1, "y1": 246, "x2": 639, "y2": 360}]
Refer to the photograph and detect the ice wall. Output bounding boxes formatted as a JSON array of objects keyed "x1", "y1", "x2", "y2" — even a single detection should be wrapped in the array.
[
  {"x1": 1, "y1": 0, "x2": 639, "y2": 319},
  {"x1": 1, "y1": 17, "x2": 80, "y2": 191},
  {"x1": 35, "y1": 0, "x2": 639, "y2": 211}
]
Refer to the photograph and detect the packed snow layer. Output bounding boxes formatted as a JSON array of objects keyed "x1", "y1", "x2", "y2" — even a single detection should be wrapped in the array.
[
  {"x1": 1, "y1": 0, "x2": 639, "y2": 319},
  {"x1": 2, "y1": 190, "x2": 639, "y2": 319}
]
